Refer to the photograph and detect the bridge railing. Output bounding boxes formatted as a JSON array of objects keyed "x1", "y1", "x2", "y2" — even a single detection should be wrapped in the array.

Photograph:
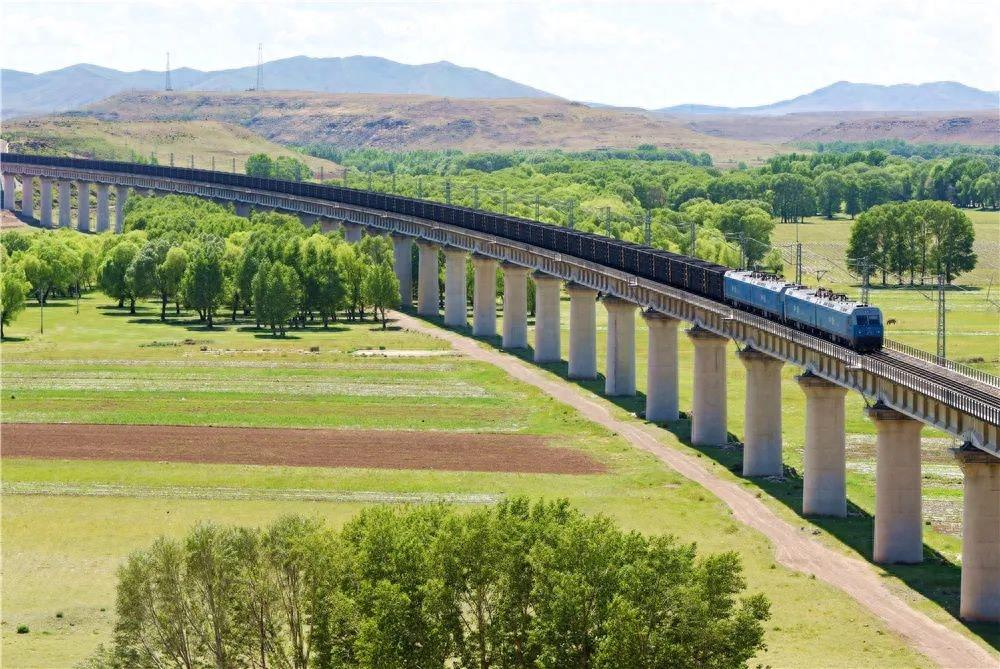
[{"x1": 883, "y1": 338, "x2": 1000, "y2": 389}]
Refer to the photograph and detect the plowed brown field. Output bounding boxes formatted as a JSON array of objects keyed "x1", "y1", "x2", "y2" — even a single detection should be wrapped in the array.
[{"x1": 0, "y1": 423, "x2": 603, "y2": 474}]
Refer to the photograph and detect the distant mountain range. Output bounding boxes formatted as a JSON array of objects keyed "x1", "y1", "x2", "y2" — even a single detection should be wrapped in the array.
[
  {"x1": 0, "y1": 55, "x2": 556, "y2": 119},
  {"x1": 657, "y1": 81, "x2": 1000, "y2": 115}
]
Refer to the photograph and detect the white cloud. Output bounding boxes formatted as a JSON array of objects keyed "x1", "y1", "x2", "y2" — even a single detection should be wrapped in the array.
[{"x1": 1, "y1": 0, "x2": 997, "y2": 107}]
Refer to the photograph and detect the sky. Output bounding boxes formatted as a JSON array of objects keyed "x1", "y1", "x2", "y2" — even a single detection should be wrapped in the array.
[{"x1": 3, "y1": 0, "x2": 999, "y2": 108}]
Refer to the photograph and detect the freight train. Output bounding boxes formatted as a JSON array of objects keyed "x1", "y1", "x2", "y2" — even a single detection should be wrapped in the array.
[{"x1": 1, "y1": 153, "x2": 885, "y2": 352}]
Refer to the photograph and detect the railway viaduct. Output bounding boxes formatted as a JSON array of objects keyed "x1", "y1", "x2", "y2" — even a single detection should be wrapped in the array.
[{"x1": 3, "y1": 156, "x2": 999, "y2": 622}]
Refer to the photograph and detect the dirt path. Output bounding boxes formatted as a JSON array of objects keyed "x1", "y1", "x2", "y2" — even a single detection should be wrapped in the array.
[
  {"x1": 394, "y1": 312, "x2": 996, "y2": 669},
  {"x1": 1, "y1": 423, "x2": 603, "y2": 475}
]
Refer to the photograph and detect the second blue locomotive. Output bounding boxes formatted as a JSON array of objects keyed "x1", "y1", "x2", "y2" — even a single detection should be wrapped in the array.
[{"x1": 722, "y1": 270, "x2": 884, "y2": 352}]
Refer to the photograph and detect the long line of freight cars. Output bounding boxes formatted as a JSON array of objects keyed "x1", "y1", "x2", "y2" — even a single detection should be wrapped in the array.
[{"x1": 1, "y1": 154, "x2": 885, "y2": 352}]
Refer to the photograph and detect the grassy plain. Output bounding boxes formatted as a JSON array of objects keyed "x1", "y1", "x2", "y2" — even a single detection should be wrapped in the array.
[{"x1": 0, "y1": 294, "x2": 954, "y2": 669}]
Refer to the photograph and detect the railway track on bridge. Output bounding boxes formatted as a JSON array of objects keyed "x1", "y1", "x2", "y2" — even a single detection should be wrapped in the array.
[{"x1": 869, "y1": 350, "x2": 1000, "y2": 408}]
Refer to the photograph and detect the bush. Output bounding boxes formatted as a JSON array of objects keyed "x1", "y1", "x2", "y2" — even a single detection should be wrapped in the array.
[{"x1": 16, "y1": 624, "x2": 29, "y2": 634}]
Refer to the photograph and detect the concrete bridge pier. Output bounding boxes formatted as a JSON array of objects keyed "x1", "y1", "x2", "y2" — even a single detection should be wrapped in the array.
[
  {"x1": 471, "y1": 255, "x2": 498, "y2": 337},
  {"x1": 443, "y1": 247, "x2": 468, "y2": 327},
  {"x1": 234, "y1": 201, "x2": 251, "y2": 217},
  {"x1": 501, "y1": 263, "x2": 529, "y2": 349},
  {"x1": 868, "y1": 403, "x2": 924, "y2": 564},
  {"x1": 566, "y1": 283, "x2": 597, "y2": 379},
  {"x1": 2, "y1": 173, "x2": 15, "y2": 210},
  {"x1": 643, "y1": 310, "x2": 680, "y2": 423},
  {"x1": 798, "y1": 371, "x2": 848, "y2": 517},
  {"x1": 532, "y1": 272, "x2": 562, "y2": 363},
  {"x1": 39, "y1": 178, "x2": 53, "y2": 227},
  {"x1": 688, "y1": 326, "x2": 729, "y2": 447},
  {"x1": 603, "y1": 296, "x2": 637, "y2": 396},
  {"x1": 77, "y1": 182, "x2": 91, "y2": 232},
  {"x1": 299, "y1": 212, "x2": 318, "y2": 227},
  {"x1": 343, "y1": 222, "x2": 363, "y2": 243},
  {"x1": 21, "y1": 175, "x2": 34, "y2": 219},
  {"x1": 416, "y1": 240, "x2": 439, "y2": 317},
  {"x1": 58, "y1": 180, "x2": 72, "y2": 227},
  {"x1": 391, "y1": 234, "x2": 413, "y2": 308},
  {"x1": 95, "y1": 183, "x2": 110, "y2": 232},
  {"x1": 738, "y1": 348, "x2": 785, "y2": 476},
  {"x1": 955, "y1": 446, "x2": 1000, "y2": 622},
  {"x1": 115, "y1": 186, "x2": 128, "y2": 233}
]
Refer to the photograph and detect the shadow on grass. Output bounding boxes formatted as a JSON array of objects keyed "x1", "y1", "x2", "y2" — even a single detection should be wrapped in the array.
[
  {"x1": 0, "y1": 335, "x2": 30, "y2": 342},
  {"x1": 416, "y1": 310, "x2": 999, "y2": 651},
  {"x1": 668, "y1": 426, "x2": 999, "y2": 650}
]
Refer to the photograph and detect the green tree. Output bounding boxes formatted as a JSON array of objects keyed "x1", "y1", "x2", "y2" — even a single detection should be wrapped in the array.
[
  {"x1": 245, "y1": 153, "x2": 274, "y2": 178},
  {"x1": 770, "y1": 173, "x2": 815, "y2": 223},
  {"x1": 363, "y1": 261, "x2": 400, "y2": 328},
  {"x1": 157, "y1": 246, "x2": 188, "y2": 319},
  {"x1": 815, "y1": 170, "x2": 845, "y2": 219},
  {"x1": 0, "y1": 251, "x2": 29, "y2": 338},
  {"x1": 183, "y1": 237, "x2": 226, "y2": 327},
  {"x1": 252, "y1": 260, "x2": 302, "y2": 335},
  {"x1": 336, "y1": 244, "x2": 367, "y2": 320},
  {"x1": 98, "y1": 240, "x2": 141, "y2": 309}
]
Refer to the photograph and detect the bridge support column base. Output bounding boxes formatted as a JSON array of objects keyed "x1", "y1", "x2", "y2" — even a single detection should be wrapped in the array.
[
  {"x1": 343, "y1": 223, "x2": 363, "y2": 243},
  {"x1": 688, "y1": 326, "x2": 728, "y2": 446},
  {"x1": 533, "y1": 273, "x2": 561, "y2": 363},
  {"x1": 58, "y1": 180, "x2": 72, "y2": 228},
  {"x1": 471, "y1": 256, "x2": 497, "y2": 337},
  {"x1": 798, "y1": 372, "x2": 848, "y2": 517},
  {"x1": 21, "y1": 176, "x2": 33, "y2": 219},
  {"x1": 869, "y1": 404, "x2": 924, "y2": 564},
  {"x1": 603, "y1": 296, "x2": 637, "y2": 396},
  {"x1": 39, "y1": 178, "x2": 53, "y2": 228},
  {"x1": 416, "y1": 241, "x2": 439, "y2": 317},
  {"x1": 95, "y1": 183, "x2": 110, "y2": 232},
  {"x1": 739, "y1": 348, "x2": 784, "y2": 476},
  {"x1": 443, "y1": 248, "x2": 467, "y2": 327},
  {"x1": 502, "y1": 263, "x2": 529, "y2": 349},
  {"x1": 1, "y1": 173, "x2": 15, "y2": 211},
  {"x1": 644, "y1": 310, "x2": 680, "y2": 423},
  {"x1": 955, "y1": 446, "x2": 1000, "y2": 622},
  {"x1": 566, "y1": 283, "x2": 597, "y2": 379},
  {"x1": 77, "y1": 182, "x2": 91, "y2": 232}
]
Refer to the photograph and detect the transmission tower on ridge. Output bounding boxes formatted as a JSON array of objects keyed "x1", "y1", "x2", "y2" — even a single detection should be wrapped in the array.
[
  {"x1": 165, "y1": 52, "x2": 173, "y2": 91},
  {"x1": 255, "y1": 43, "x2": 263, "y2": 91}
]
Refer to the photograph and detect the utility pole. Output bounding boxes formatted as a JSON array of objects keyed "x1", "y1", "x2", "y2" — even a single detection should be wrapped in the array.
[
  {"x1": 343, "y1": 168, "x2": 349, "y2": 187},
  {"x1": 391, "y1": 172, "x2": 396, "y2": 193},
  {"x1": 417, "y1": 176, "x2": 424, "y2": 198},
  {"x1": 738, "y1": 232, "x2": 745, "y2": 269},
  {"x1": 368, "y1": 170, "x2": 373, "y2": 191},
  {"x1": 165, "y1": 52, "x2": 173, "y2": 91},
  {"x1": 502, "y1": 191, "x2": 508, "y2": 215},
  {"x1": 170, "y1": 153, "x2": 174, "y2": 167},
  {"x1": 232, "y1": 157, "x2": 236, "y2": 173},
  {"x1": 566, "y1": 199, "x2": 575, "y2": 229},
  {"x1": 190, "y1": 155, "x2": 194, "y2": 168},
  {"x1": 472, "y1": 185, "x2": 479, "y2": 209},
  {"x1": 936, "y1": 273, "x2": 946, "y2": 359},
  {"x1": 644, "y1": 211, "x2": 651, "y2": 246},
  {"x1": 861, "y1": 258, "x2": 871, "y2": 304},
  {"x1": 445, "y1": 179, "x2": 452, "y2": 205},
  {"x1": 534, "y1": 194, "x2": 540, "y2": 221},
  {"x1": 604, "y1": 206, "x2": 612, "y2": 237},
  {"x1": 255, "y1": 43, "x2": 264, "y2": 91},
  {"x1": 795, "y1": 242, "x2": 803, "y2": 285},
  {"x1": 211, "y1": 156, "x2": 215, "y2": 171},
  {"x1": 319, "y1": 166, "x2": 323, "y2": 182},
  {"x1": 688, "y1": 219, "x2": 696, "y2": 257}
]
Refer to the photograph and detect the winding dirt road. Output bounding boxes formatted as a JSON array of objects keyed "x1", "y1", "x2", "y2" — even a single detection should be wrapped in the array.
[{"x1": 393, "y1": 311, "x2": 997, "y2": 669}]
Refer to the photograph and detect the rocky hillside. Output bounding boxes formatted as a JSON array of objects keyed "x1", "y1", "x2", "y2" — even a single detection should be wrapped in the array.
[{"x1": 80, "y1": 91, "x2": 781, "y2": 164}]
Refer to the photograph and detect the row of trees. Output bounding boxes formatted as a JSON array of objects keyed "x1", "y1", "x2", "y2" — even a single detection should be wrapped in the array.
[
  {"x1": 89, "y1": 499, "x2": 769, "y2": 669},
  {"x1": 0, "y1": 195, "x2": 403, "y2": 338},
  {"x1": 846, "y1": 200, "x2": 977, "y2": 284},
  {"x1": 245, "y1": 153, "x2": 314, "y2": 182}
]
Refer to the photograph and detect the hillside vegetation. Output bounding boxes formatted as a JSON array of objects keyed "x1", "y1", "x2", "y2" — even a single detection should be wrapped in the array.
[
  {"x1": 80, "y1": 91, "x2": 781, "y2": 165},
  {"x1": 1, "y1": 117, "x2": 341, "y2": 173},
  {"x1": 673, "y1": 110, "x2": 999, "y2": 146}
]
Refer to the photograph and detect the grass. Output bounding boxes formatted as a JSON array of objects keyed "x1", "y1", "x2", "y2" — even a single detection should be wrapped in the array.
[
  {"x1": 0, "y1": 294, "x2": 953, "y2": 669},
  {"x1": 2, "y1": 117, "x2": 341, "y2": 175}
]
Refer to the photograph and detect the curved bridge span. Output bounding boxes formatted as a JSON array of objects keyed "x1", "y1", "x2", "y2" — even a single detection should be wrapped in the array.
[{"x1": 3, "y1": 153, "x2": 999, "y2": 621}]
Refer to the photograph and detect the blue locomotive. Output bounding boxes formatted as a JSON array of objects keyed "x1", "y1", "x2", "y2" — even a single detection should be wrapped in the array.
[{"x1": 723, "y1": 271, "x2": 884, "y2": 352}]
